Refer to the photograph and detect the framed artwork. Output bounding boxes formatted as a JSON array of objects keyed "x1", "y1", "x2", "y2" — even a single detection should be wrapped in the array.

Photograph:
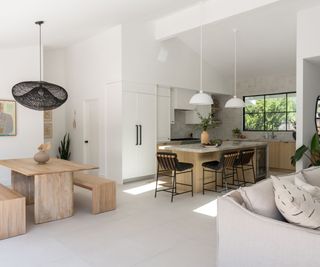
[{"x1": 0, "y1": 100, "x2": 16, "y2": 136}]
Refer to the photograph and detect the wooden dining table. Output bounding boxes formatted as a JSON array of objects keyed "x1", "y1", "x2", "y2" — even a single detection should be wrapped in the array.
[{"x1": 0, "y1": 158, "x2": 97, "y2": 224}]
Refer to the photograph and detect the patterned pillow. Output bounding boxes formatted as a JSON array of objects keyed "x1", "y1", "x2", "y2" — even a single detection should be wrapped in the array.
[{"x1": 272, "y1": 175, "x2": 320, "y2": 230}]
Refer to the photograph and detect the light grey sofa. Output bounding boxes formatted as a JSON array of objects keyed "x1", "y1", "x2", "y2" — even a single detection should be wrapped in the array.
[{"x1": 217, "y1": 182, "x2": 320, "y2": 267}]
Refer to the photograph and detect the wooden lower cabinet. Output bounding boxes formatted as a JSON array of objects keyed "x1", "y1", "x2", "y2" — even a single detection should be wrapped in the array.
[
  {"x1": 268, "y1": 141, "x2": 295, "y2": 171},
  {"x1": 269, "y1": 142, "x2": 280, "y2": 169}
]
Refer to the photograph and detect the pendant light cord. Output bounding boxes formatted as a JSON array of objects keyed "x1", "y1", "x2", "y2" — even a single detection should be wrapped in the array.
[
  {"x1": 35, "y1": 21, "x2": 44, "y2": 82},
  {"x1": 39, "y1": 23, "x2": 42, "y2": 82},
  {"x1": 200, "y1": 24, "x2": 203, "y2": 92},
  {"x1": 233, "y1": 29, "x2": 237, "y2": 97}
]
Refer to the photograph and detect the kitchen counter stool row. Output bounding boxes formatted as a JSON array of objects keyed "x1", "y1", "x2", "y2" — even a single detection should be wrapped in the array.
[{"x1": 154, "y1": 149, "x2": 256, "y2": 201}]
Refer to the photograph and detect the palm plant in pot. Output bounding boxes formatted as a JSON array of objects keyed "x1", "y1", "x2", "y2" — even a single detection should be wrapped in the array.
[
  {"x1": 291, "y1": 133, "x2": 320, "y2": 167},
  {"x1": 197, "y1": 112, "x2": 215, "y2": 144}
]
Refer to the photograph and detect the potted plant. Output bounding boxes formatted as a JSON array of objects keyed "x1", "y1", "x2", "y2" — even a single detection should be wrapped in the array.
[
  {"x1": 58, "y1": 133, "x2": 71, "y2": 160},
  {"x1": 197, "y1": 112, "x2": 215, "y2": 144},
  {"x1": 291, "y1": 133, "x2": 320, "y2": 167},
  {"x1": 232, "y1": 128, "x2": 241, "y2": 139}
]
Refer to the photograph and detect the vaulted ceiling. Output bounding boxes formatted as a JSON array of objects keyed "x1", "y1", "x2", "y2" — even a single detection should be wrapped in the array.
[
  {"x1": 0, "y1": 0, "x2": 201, "y2": 48},
  {"x1": 177, "y1": 0, "x2": 320, "y2": 80}
]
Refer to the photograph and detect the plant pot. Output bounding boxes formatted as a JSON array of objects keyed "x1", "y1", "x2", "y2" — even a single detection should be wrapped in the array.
[
  {"x1": 232, "y1": 133, "x2": 241, "y2": 139},
  {"x1": 34, "y1": 151, "x2": 50, "y2": 164},
  {"x1": 201, "y1": 131, "x2": 209, "y2": 145}
]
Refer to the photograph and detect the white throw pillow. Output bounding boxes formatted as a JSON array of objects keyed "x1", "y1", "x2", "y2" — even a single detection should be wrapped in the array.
[
  {"x1": 295, "y1": 173, "x2": 320, "y2": 200},
  {"x1": 239, "y1": 179, "x2": 284, "y2": 221},
  {"x1": 272, "y1": 175, "x2": 320, "y2": 230},
  {"x1": 302, "y1": 166, "x2": 320, "y2": 187}
]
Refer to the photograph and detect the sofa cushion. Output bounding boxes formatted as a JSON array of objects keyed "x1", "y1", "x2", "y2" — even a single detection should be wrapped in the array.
[
  {"x1": 295, "y1": 173, "x2": 320, "y2": 200},
  {"x1": 302, "y1": 166, "x2": 320, "y2": 187},
  {"x1": 239, "y1": 179, "x2": 284, "y2": 221},
  {"x1": 272, "y1": 175, "x2": 320, "y2": 230}
]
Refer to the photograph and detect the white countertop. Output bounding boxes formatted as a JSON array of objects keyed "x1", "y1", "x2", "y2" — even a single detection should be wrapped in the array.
[{"x1": 159, "y1": 141, "x2": 268, "y2": 154}]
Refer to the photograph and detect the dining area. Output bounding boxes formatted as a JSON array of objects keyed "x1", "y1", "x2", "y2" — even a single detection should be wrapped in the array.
[{"x1": 0, "y1": 157, "x2": 116, "y2": 240}]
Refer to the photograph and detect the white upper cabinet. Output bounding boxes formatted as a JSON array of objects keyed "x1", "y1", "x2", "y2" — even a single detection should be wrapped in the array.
[
  {"x1": 157, "y1": 86, "x2": 171, "y2": 142},
  {"x1": 185, "y1": 105, "x2": 211, "y2": 124},
  {"x1": 171, "y1": 88, "x2": 196, "y2": 111}
]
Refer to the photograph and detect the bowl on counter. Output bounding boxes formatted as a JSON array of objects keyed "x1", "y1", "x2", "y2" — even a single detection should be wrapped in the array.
[{"x1": 203, "y1": 139, "x2": 223, "y2": 148}]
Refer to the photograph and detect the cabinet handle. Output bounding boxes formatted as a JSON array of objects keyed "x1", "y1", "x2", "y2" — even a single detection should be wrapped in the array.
[
  {"x1": 136, "y1": 125, "x2": 139, "y2": 145},
  {"x1": 139, "y1": 125, "x2": 142, "y2": 145}
]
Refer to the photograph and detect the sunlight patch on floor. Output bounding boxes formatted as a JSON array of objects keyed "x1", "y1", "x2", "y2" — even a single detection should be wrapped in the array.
[
  {"x1": 123, "y1": 181, "x2": 164, "y2": 195},
  {"x1": 193, "y1": 199, "x2": 218, "y2": 217}
]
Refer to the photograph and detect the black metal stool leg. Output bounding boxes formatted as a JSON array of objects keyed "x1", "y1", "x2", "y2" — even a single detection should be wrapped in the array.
[
  {"x1": 202, "y1": 168, "x2": 205, "y2": 195},
  {"x1": 155, "y1": 166, "x2": 159, "y2": 198},
  {"x1": 241, "y1": 165, "x2": 245, "y2": 186},
  {"x1": 215, "y1": 170, "x2": 217, "y2": 191},
  {"x1": 171, "y1": 171, "x2": 176, "y2": 202},
  {"x1": 191, "y1": 169, "x2": 194, "y2": 197},
  {"x1": 252, "y1": 161, "x2": 256, "y2": 184}
]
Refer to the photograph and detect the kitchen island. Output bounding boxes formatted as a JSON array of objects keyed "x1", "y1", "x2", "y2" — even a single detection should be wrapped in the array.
[{"x1": 158, "y1": 141, "x2": 268, "y2": 193}]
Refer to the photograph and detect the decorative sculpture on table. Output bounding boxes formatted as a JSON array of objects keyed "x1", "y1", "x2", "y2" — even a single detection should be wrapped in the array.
[{"x1": 34, "y1": 143, "x2": 51, "y2": 164}]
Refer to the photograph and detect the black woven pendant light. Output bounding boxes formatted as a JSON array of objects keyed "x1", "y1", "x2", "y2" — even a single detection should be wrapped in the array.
[{"x1": 12, "y1": 21, "x2": 68, "y2": 111}]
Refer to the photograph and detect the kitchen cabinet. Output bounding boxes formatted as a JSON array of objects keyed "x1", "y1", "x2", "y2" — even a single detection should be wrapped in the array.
[
  {"x1": 268, "y1": 141, "x2": 280, "y2": 169},
  {"x1": 185, "y1": 105, "x2": 211, "y2": 124},
  {"x1": 171, "y1": 88, "x2": 196, "y2": 111},
  {"x1": 268, "y1": 141, "x2": 295, "y2": 171},
  {"x1": 279, "y1": 142, "x2": 296, "y2": 170},
  {"x1": 122, "y1": 91, "x2": 156, "y2": 180},
  {"x1": 157, "y1": 87, "x2": 171, "y2": 142}
]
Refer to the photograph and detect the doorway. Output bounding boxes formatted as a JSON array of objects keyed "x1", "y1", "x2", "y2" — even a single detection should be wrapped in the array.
[{"x1": 83, "y1": 99, "x2": 100, "y2": 171}]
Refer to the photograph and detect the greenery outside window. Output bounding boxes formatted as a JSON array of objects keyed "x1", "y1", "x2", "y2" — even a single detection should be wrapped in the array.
[{"x1": 243, "y1": 92, "x2": 296, "y2": 131}]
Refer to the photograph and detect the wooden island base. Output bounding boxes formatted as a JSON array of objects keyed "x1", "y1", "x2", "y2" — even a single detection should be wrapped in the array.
[{"x1": 159, "y1": 141, "x2": 268, "y2": 193}]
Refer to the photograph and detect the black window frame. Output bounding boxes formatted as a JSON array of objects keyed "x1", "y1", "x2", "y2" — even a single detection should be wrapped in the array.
[{"x1": 243, "y1": 91, "x2": 296, "y2": 132}]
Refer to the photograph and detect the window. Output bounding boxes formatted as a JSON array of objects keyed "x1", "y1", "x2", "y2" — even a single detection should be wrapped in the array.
[{"x1": 243, "y1": 92, "x2": 296, "y2": 131}]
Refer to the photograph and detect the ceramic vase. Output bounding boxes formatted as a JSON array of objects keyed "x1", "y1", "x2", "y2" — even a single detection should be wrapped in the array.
[
  {"x1": 201, "y1": 131, "x2": 209, "y2": 145},
  {"x1": 34, "y1": 151, "x2": 50, "y2": 164}
]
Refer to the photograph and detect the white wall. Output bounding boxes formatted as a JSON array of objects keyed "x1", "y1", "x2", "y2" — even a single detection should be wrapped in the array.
[
  {"x1": 212, "y1": 75, "x2": 296, "y2": 140},
  {"x1": 54, "y1": 20, "x2": 230, "y2": 183},
  {"x1": 155, "y1": 0, "x2": 280, "y2": 40},
  {"x1": 65, "y1": 25, "x2": 122, "y2": 176},
  {"x1": 296, "y1": 6, "x2": 320, "y2": 169},
  {"x1": 0, "y1": 46, "x2": 43, "y2": 184},
  {"x1": 122, "y1": 21, "x2": 230, "y2": 95},
  {"x1": 44, "y1": 48, "x2": 67, "y2": 157}
]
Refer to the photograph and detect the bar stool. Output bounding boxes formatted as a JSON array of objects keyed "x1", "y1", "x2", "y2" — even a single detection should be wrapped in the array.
[
  {"x1": 202, "y1": 151, "x2": 239, "y2": 194},
  {"x1": 155, "y1": 152, "x2": 193, "y2": 202},
  {"x1": 234, "y1": 150, "x2": 256, "y2": 186}
]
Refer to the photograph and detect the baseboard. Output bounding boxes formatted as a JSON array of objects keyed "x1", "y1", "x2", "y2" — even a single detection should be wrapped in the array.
[{"x1": 123, "y1": 174, "x2": 155, "y2": 184}]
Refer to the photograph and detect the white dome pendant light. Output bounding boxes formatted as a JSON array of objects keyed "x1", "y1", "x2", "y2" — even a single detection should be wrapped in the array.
[
  {"x1": 189, "y1": 24, "x2": 213, "y2": 105},
  {"x1": 225, "y1": 29, "x2": 245, "y2": 108}
]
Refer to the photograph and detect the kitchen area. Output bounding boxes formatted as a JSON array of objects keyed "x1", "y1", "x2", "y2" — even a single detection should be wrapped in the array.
[{"x1": 157, "y1": 85, "x2": 296, "y2": 191}]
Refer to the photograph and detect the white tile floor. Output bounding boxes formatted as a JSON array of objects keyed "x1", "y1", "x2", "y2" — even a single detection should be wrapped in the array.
[{"x1": 0, "y1": 180, "x2": 219, "y2": 267}]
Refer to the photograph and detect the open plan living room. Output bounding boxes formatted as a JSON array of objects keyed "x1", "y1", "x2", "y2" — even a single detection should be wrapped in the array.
[{"x1": 1, "y1": 0, "x2": 320, "y2": 266}]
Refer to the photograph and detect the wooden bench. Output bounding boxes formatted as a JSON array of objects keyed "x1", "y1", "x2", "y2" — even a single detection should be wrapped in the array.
[
  {"x1": 73, "y1": 173, "x2": 116, "y2": 214},
  {"x1": 0, "y1": 184, "x2": 26, "y2": 240}
]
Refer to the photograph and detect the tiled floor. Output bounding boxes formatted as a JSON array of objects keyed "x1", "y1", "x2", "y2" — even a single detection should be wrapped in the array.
[{"x1": 0, "y1": 180, "x2": 219, "y2": 267}]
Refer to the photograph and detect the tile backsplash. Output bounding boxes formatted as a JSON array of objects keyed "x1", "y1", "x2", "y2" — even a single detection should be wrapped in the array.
[{"x1": 171, "y1": 110, "x2": 199, "y2": 139}]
